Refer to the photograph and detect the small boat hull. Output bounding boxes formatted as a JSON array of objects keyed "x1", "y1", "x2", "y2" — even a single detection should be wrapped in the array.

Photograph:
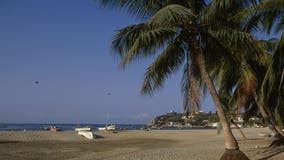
[
  {"x1": 75, "y1": 127, "x2": 92, "y2": 131},
  {"x1": 78, "y1": 131, "x2": 95, "y2": 139},
  {"x1": 258, "y1": 132, "x2": 272, "y2": 137},
  {"x1": 50, "y1": 127, "x2": 61, "y2": 132},
  {"x1": 106, "y1": 125, "x2": 116, "y2": 131},
  {"x1": 97, "y1": 127, "x2": 106, "y2": 131}
]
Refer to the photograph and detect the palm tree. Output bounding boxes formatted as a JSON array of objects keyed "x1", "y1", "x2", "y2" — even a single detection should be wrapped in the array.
[
  {"x1": 260, "y1": 35, "x2": 284, "y2": 146},
  {"x1": 256, "y1": 0, "x2": 284, "y2": 130},
  {"x1": 208, "y1": 23, "x2": 284, "y2": 143},
  {"x1": 94, "y1": 0, "x2": 264, "y2": 159},
  {"x1": 212, "y1": 52, "x2": 283, "y2": 140},
  {"x1": 238, "y1": 0, "x2": 284, "y2": 145}
]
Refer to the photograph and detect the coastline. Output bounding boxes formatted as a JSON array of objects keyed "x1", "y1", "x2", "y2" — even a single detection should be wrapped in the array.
[{"x1": 0, "y1": 128, "x2": 283, "y2": 160}]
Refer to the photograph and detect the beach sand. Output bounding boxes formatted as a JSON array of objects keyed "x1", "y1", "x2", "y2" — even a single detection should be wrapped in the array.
[{"x1": 0, "y1": 128, "x2": 283, "y2": 160}]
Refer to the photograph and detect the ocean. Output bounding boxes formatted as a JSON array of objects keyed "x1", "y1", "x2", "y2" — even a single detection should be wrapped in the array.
[
  {"x1": 0, "y1": 123, "x2": 215, "y2": 131},
  {"x1": 0, "y1": 123, "x2": 144, "y2": 131}
]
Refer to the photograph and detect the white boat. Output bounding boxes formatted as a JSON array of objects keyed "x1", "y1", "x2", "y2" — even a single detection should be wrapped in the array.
[
  {"x1": 78, "y1": 131, "x2": 95, "y2": 139},
  {"x1": 106, "y1": 124, "x2": 116, "y2": 131},
  {"x1": 97, "y1": 127, "x2": 106, "y2": 131},
  {"x1": 258, "y1": 132, "x2": 272, "y2": 137},
  {"x1": 97, "y1": 125, "x2": 116, "y2": 131},
  {"x1": 75, "y1": 127, "x2": 92, "y2": 131}
]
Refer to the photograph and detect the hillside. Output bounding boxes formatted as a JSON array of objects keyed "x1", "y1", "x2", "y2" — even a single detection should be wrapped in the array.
[{"x1": 147, "y1": 111, "x2": 219, "y2": 128}]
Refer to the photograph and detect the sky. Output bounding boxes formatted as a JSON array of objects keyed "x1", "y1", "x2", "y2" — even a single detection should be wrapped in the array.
[{"x1": 0, "y1": 0, "x2": 215, "y2": 124}]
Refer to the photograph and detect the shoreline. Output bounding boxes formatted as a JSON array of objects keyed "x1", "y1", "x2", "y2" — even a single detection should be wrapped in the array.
[
  {"x1": 0, "y1": 128, "x2": 283, "y2": 160},
  {"x1": 0, "y1": 122, "x2": 263, "y2": 132}
]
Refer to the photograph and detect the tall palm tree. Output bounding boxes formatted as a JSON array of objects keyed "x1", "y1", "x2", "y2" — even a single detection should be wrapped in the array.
[
  {"x1": 211, "y1": 52, "x2": 284, "y2": 140},
  {"x1": 260, "y1": 35, "x2": 284, "y2": 146},
  {"x1": 256, "y1": 0, "x2": 284, "y2": 130},
  {"x1": 211, "y1": 14, "x2": 284, "y2": 143},
  {"x1": 94, "y1": 0, "x2": 264, "y2": 159},
  {"x1": 239, "y1": 0, "x2": 284, "y2": 113},
  {"x1": 239, "y1": 0, "x2": 284, "y2": 137}
]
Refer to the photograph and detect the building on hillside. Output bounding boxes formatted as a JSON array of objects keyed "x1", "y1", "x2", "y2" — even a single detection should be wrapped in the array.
[{"x1": 168, "y1": 121, "x2": 182, "y2": 127}]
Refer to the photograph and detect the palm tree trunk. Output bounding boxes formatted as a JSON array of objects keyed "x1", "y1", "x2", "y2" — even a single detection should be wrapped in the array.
[
  {"x1": 191, "y1": 40, "x2": 249, "y2": 159},
  {"x1": 194, "y1": 47, "x2": 239, "y2": 150},
  {"x1": 230, "y1": 119, "x2": 247, "y2": 140},
  {"x1": 253, "y1": 91, "x2": 283, "y2": 139},
  {"x1": 265, "y1": 104, "x2": 284, "y2": 136}
]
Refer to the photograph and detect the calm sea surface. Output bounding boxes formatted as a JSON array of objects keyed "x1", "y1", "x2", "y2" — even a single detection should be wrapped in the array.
[
  {"x1": 0, "y1": 124, "x2": 143, "y2": 131},
  {"x1": 0, "y1": 123, "x2": 215, "y2": 131}
]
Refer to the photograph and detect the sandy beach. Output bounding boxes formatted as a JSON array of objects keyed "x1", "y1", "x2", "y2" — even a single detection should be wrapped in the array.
[{"x1": 0, "y1": 128, "x2": 283, "y2": 160}]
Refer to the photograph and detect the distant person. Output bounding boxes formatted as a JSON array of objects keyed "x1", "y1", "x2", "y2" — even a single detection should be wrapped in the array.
[{"x1": 217, "y1": 122, "x2": 222, "y2": 135}]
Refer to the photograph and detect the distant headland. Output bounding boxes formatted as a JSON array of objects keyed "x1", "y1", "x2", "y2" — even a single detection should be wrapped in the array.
[{"x1": 145, "y1": 110, "x2": 264, "y2": 129}]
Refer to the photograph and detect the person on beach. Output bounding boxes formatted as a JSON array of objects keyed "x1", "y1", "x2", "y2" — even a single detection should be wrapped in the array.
[{"x1": 217, "y1": 122, "x2": 222, "y2": 135}]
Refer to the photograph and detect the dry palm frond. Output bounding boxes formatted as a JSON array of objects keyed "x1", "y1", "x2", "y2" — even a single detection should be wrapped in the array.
[{"x1": 181, "y1": 59, "x2": 203, "y2": 114}]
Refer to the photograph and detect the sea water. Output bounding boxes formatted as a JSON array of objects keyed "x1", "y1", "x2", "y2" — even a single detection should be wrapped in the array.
[
  {"x1": 0, "y1": 123, "x2": 144, "y2": 131},
  {"x1": 0, "y1": 123, "x2": 215, "y2": 131}
]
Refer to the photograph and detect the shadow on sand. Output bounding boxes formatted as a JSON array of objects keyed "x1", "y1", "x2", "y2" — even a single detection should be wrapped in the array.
[
  {"x1": 0, "y1": 141, "x2": 21, "y2": 144},
  {"x1": 94, "y1": 134, "x2": 104, "y2": 139},
  {"x1": 258, "y1": 146, "x2": 284, "y2": 160}
]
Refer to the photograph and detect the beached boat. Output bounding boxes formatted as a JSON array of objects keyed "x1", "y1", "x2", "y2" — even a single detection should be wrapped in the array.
[
  {"x1": 75, "y1": 127, "x2": 92, "y2": 131},
  {"x1": 50, "y1": 126, "x2": 61, "y2": 132},
  {"x1": 41, "y1": 125, "x2": 51, "y2": 130},
  {"x1": 78, "y1": 131, "x2": 95, "y2": 139},
  {"x1": 106, "y1": 124, "x2": 116, "y2": 131},
  {"x1": 97, "y1": 125, "x2": 116, "y2": 131},
  {"x1": 258, "y1": 132, "x2": 272, "y2": 137},
  {"x1": 97, "y1": 127, "x2": 106, "y2": 131}
]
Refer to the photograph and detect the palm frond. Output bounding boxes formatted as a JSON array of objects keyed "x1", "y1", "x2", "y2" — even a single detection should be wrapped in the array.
[
  {"x1": 226, "y1": 62, "x2": 257, "y2": 115},
  {"x1": 181, "y1": 61, "x2": 203, "y2": 114},
  {"x1": 186, "y1": 0, "x2": 206, "y2": 14},
  {"x1": 201, "y1": 0, "x2": 244, "y2": 27},
  {"x1": 273, "y1": 32, "x2": 284, "y2": 70},
  {"x1": 94, "y1": 0, "x2": 165, "y2": 19},
  {"x1": 141, "y1": 36, "x2": 185, "y2": 95},
  {"x1": 181, "y1": 63, "x2": 190, "y2": 114},
  {"x1": 208, "y1": 28, "x2": 265, "y2": 61},
  {"x1": 241, "y1": 12, "x2": 262, "y2": 33},
  {"x1": 121, "y1": 27, "x2": 177, "y2": 68},
  {"x1": 255, "y1": 0, "x2": 284, "y2": 33},
  {"x1": 242, "y1": 101, "x2": 258, "y2": 121},
  {"x1": 275, "y1": 16, "x2": 284, "y2": 33},
  {"x1": 148, "y1": 4, "x2": 196, "y2": 28},
  {"x1": 112, "y1": 23, "x2": 149, "y2": 58},
  {"x1": 273, "y1": 32, "x2": 284, "y2": 111},
  {"x1": 258, "y1": 38, "x2": 278, "y2": 53}
]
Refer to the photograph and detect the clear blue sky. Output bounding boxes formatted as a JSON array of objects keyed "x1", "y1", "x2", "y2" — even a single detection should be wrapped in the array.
[{"x1": 0, "y1": 0, "x2": 214, "y2": 124}]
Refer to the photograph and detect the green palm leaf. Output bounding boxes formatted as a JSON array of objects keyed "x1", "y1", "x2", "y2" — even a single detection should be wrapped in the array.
[
  {"x1": 121, "y1": 27, "x2": 177, "y2": 68},
  {"x1": 112, "y1": 23, "x2": 148, "y2": 58},
  {"x1": 208, "y1": 28, "x2": 265, "y2": 61},
  {"x1": 141, "y1": 36, "x2": 185, "y2": 95},
  {"x1": 148, "y1": 4, "x2": 196, "y2": 27},
  {"x1": 94, "y1": 0, "x2": 164, "y2": 18}
]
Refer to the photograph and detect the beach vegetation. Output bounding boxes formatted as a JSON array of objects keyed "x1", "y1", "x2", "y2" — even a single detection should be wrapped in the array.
[
  {"x1": 94, "y1": 0, "x2": 284, "y2": 158},
  {"x1": 233, "y1": 0, "x2": 284, "y2": 146}
]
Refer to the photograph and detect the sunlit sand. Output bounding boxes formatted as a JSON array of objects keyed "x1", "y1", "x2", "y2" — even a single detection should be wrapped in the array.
[{"x1": 0, "y1": 128, "x2": 283, "y2": 160}]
